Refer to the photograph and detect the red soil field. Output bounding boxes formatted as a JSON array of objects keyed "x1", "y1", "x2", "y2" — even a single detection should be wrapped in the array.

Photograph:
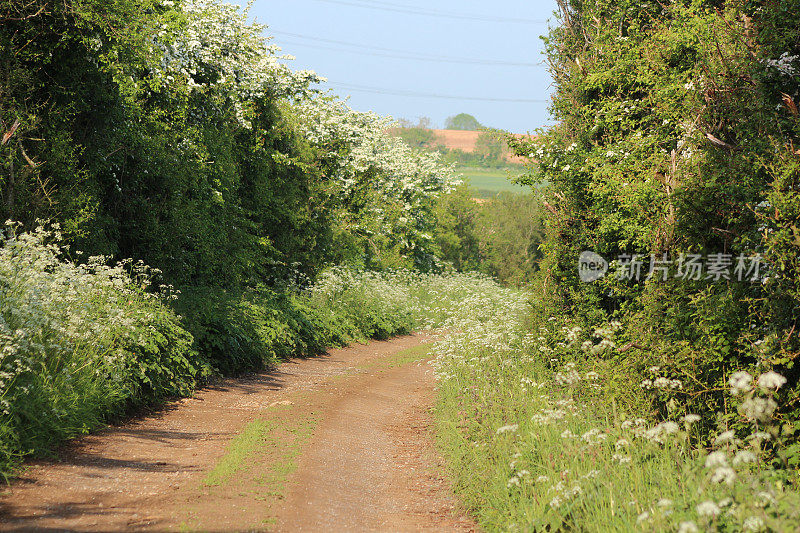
[{"x1": 430, "y1": 129, "x2": 534, "y2": 164}]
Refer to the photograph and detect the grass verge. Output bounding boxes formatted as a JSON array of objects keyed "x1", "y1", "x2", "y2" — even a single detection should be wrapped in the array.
[{"x1": 433, "y1": 313, "x2": 800, "y2": 531}]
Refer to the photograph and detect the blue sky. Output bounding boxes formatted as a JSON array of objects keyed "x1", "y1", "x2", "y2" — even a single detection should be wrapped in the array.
[{"x1": 233, "y1": 0, "x2": 560, "y2": 133}]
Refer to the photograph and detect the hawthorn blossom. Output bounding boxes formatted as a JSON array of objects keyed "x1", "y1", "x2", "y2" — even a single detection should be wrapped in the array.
[
  {"x1": 756, "y1": 371, "x2": 787, "y2": 392},
  {"x1": 729, "y1": 371, "x2": 753, "y2": 396}
]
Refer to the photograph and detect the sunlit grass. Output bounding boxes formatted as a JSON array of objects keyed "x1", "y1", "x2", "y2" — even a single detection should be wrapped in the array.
[
  {"x1": 457, "y1": 167, "x2": 528, "y2": 198},
  {"x1": 203, "y1": 419, "x2": 273, "y2": 487},
  {"x1": 431, "y1": 297, "x2": 800, "y2": 531}
]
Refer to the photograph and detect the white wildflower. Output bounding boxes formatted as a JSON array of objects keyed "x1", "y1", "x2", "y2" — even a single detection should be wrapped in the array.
[
  {"x1": 729, "y1": 371, "x2": 753, "y2": 396},
  {"x1": 612, "y1": 453, "x2": 631, "y2": 464},
  {"x1": 743, "y1": 516, "x2": 765, "y2": 532},
  {"x1": 582, "y1": 469, "x2": 599, "y2": 479},
  {"x1": 755, "y1": 491, "x2": 776, "y2": 508},
  {"x1": 682, "y1": 414, "x2": 701, "y2": 426},
  {"x1": 696, "y1": 500, "x2": 721, "y2": 518},
  {"x1": 732, "y1": 450, "x2": 757, "y2": 466},
  {"x1": 740, "y1": 397, "x2": 777, "y2": 423},
  {"x1": 714, "y1": 430, "x2": 736, "y2": 446},
  {"x1": 757, "y1": 371, "x2": 787, "y2": 392},
  {"x1": 496, "y1": 424, "x2": 519, "y2": 435},
  {"x1": 705, "y1": 451, "x2": 729, "y2": 469},
  {"x1": 748, "y1": 431, "x2": 771, "y2": 442},
  {"x1": 710, "y1": 466, "x2": 736, "y2": 485}
]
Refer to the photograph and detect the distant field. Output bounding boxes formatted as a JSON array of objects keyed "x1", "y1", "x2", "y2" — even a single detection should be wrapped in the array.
[
  {"x1": 457, "y1": 167, "x2": 529, "y2": 198},
  {"x1": 431, "y1": 130, "x2": 535, "y2": 165}
]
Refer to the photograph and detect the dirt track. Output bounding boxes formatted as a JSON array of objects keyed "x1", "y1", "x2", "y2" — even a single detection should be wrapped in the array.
[{"x1": 0, "y1": 334, "x2": 475, "y2": 532}]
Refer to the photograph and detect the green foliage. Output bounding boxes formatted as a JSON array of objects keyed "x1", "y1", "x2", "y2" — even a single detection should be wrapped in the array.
[
  {"x1": 0, "y1": 0, "x2": 456, "y2": 294},
  {"x1": 433, "y1": 184, "x2": 484, "y2": 273},
  {"x1": 429, "y1": 3, "x2": 800, "y2": 528},
  {"x1": 473, "y1": 130, "x2": 505, "y2": 165},
  {"x1": 0, "y1": 224, "x2": 205, "y2": 477},
  {"x1": 444, "y1": 113, "x2": 482, "y2": 131},
  {"x1": 0, "y1": 0, "x2": 334, "y2": 290},
  {"x1": 392, "y1": 126, "x2": 437, "y2": 148},
  {"x1": 509, "y1": 0, "x2": 800, "y2": 427},
  {"x1": 435, "y1": 308, "x2": 800, "y2": 531},
  {"x1": 434, "y1": 185, "x2": 545, "y2": 286},
  {"x1": 172, "y1": 271, "x2": 416, "y2": 376},
  {"x1": 474, "y1": 191, "x2": 545, "y2": 286}
]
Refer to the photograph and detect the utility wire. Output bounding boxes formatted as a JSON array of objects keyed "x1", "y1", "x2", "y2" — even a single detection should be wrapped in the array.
[
  {"x1": 326, "y1": 81, "x2": 549, "y2": 103},
  {"x1": 272, "y1": 30, "x2": 546, "y2": 67},
  {"x1": 306, "y1": 0, "x2": 549, "y2": 25}
]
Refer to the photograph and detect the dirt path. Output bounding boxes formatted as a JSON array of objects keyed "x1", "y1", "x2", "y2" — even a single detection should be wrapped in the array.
[{"x1": 0, "y1": 334, "x2": 475, "y2": 532}]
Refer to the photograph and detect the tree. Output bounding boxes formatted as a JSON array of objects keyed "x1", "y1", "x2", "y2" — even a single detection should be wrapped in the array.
[
  {"x1": 393, "y1": 117, "x2": 436, "y2": 148},
  {"x1": 474, "y1": 131, "x2": 505, "y2": 167},
  {"x1": 433, "y1": 183, "x2": 483, "y2": 272},
  {"x1": 475, "y1": 192, "x2": 544, "y2": 286},
  {"x1": 444, "y1": 113, "x2": 482, "y2": 131}
]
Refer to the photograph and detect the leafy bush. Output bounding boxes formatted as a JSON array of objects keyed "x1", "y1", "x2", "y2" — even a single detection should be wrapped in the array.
[
  {"x1": 174, "y1": 269, "x2": 416, "y2": 376},
  {"x1": 506, "y1": 0, "x2": 800, "y2": 433},
  {"x1": 436, "y1": 2, "x2": 800, "y2": 526},
  {"x1": 434, "y1": 186, "x2": 545, "y2": 286}
]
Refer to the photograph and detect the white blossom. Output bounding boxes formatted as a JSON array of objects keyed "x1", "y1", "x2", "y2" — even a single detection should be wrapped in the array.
[
  {"x1": 756, "y1": 371, "x2": 787, "y2": 392},
  {"x1": 696, "y1": 500, "x2": 721, "y2": 518},
  {"x1": 729, "y1": 371, "x2": 753, "y2": 396}
]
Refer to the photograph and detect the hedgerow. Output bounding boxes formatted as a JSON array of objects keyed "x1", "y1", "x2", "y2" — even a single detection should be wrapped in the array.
[
  {"x1": 0, "y1": 223, "x2": 477, "y2": 477},
  {"x1": 0, "y1": 0, "x2": 466, "y2": 477},
  {"x1": 432, "y1": 0, "x2": 800, "y2": 529},
  {"x1": 508, "y1": 0, "x2": 800, "y2": 441}
]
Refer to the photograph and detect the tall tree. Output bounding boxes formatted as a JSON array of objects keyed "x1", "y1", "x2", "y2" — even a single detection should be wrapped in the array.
[{"x1": 444, "y1": 113, "x2": 482, "y2": 131}]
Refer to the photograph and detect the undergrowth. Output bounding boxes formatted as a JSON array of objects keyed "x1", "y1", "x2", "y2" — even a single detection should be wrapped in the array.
[
  {"x1": 0, "y1": 226, "x2": 493, "y2": 479},
  {"x1": 434, "y1": 292, "x2": 800, "y2": 531}
]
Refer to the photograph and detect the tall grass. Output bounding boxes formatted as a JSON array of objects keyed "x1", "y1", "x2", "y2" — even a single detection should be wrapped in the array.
[
  {"x1": 432, "y1": 287, "x2": 800, "y2": 531},
  {"x1": 0, "y1": 223, "x2": 203, "y2": 476}
]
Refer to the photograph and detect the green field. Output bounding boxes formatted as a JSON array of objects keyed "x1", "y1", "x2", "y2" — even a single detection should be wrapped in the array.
[{"x1": 457, "y1": 167, "x2": 529, "y2": 198}]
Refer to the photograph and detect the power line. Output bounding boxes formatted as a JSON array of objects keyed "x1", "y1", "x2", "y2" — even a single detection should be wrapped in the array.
[
  {"x1": 325, "y1": 82, "x2": 549, "y2": 103},
  {"x1": 306, "y1": 0, "x2": 549, "y2": 24},
  {"x1": 272, "y1": 30, "x2": 546, "y2": 67}
]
